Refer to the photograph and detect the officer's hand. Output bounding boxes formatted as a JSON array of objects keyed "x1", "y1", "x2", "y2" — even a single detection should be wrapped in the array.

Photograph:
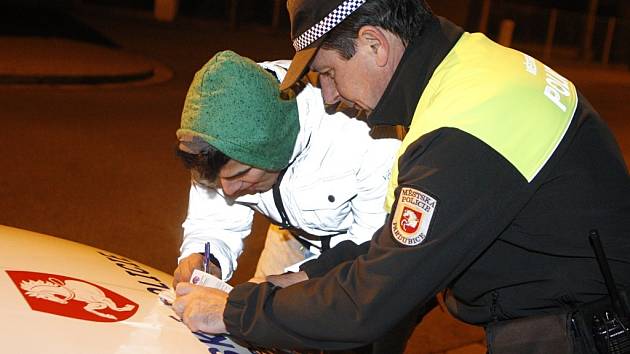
[
  {"x1": 173, "y1": 282, "x2": 228, "y2": 334},
  {"x1": 248, "y1": 271, "x2": 309, "y2": 288}
]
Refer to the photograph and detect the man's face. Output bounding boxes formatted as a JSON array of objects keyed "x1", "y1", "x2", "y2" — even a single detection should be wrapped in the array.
[
  {"x1": 310, "y1": 47, "x2": 387, "y2": 114},
  {"x1": 193, "y1": 160, "x2": 279, "y2": 198}
]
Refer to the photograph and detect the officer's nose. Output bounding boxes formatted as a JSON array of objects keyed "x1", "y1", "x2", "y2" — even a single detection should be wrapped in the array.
[{"x1": 319, "y1": 75, "x2": 341, "y2": 105}]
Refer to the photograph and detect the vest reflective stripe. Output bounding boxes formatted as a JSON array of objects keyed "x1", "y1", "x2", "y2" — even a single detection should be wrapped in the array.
[{"x1": 385, "y1": 32, "x2": 578, "y2": 211}]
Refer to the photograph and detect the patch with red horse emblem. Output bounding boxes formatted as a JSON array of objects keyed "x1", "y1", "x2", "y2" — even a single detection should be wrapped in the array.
[{"x1": 391, "y1": 187, "x2": 437, "y2": 246}]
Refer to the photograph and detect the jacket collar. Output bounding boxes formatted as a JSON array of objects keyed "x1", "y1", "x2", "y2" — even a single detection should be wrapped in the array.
[{"x1": 367, "y1": 17, "x2": 464, "y2": 128}]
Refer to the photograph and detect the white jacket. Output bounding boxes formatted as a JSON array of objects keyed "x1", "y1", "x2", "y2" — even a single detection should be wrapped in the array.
[{"x1": 179, "y1": 61, "x2": 401, "y2": 280}]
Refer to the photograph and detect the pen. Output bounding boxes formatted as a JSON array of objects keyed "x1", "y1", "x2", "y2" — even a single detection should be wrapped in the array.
[{"x1": 203, "y1": 242, "x2": 211, "y2": 273}]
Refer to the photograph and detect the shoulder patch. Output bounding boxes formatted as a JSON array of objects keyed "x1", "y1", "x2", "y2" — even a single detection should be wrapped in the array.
[{"x1": 391, "y1": 187, "x2": 437, "y2": 246}]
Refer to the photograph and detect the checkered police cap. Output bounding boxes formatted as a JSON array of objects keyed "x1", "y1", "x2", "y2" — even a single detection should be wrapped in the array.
[
  {"x1": 280, "y1": 0, "x2": 367, "y2": 91},
  {"x1": 292, "y1": 0, "x2": 366, "y2": 51}
]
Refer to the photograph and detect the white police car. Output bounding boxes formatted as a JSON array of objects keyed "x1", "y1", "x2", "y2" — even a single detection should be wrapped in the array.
[{"x1": 0, "y1": 224, "x2": 256, "y2": 354}]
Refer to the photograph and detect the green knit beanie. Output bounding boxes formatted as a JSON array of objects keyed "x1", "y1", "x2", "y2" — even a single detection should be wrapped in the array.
[{"x1": 176, "y1": 50, "x2": 299, "y2": 171}]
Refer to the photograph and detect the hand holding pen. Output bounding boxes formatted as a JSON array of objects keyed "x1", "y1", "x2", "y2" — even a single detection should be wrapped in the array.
[
  {"x1": 172, "y1": 242, "x2": 221, "y2": 288},
  {"x1": 163, "y1": 242, "x2": 227, "y2": 306}
]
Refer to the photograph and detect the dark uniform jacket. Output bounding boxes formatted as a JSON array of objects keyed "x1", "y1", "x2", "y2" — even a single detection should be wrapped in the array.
[{"x1": 222, "y1": 17, "x2": 630, "y2": 351}]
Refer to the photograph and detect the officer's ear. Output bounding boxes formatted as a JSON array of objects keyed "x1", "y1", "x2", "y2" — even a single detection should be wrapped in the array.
[{"x1": 356, "y1": 25, "x2": 390, "y2": 68}]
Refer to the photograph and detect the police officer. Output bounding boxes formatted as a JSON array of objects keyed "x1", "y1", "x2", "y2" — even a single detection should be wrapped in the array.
[{"x1": 173, "y1": 1, "x2": 630, "y2": 353}]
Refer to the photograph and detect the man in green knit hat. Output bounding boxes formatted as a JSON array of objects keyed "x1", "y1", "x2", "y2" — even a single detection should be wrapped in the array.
[{"x1": 172, "y1": 51, "x2": 401, "y2": 298}]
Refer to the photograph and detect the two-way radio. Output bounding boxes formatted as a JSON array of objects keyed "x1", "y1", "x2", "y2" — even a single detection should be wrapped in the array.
[{"x1": 588, "y1": 229, "x2": 630, "y2": 354}]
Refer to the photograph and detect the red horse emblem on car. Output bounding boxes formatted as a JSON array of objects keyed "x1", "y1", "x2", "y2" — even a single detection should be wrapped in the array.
[{"x1": 6, "y1": 270, "x2": 138, "y2": 322}]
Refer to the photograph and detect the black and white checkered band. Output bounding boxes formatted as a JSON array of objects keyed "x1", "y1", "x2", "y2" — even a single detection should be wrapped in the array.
[{"x1": 293, "y1": 0, "x2": 366, "y2": 51}]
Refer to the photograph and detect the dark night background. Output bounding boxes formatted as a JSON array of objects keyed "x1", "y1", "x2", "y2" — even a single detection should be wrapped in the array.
[{"x1": 1, "y1": 1, "x2": 629, "y2": 352}]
